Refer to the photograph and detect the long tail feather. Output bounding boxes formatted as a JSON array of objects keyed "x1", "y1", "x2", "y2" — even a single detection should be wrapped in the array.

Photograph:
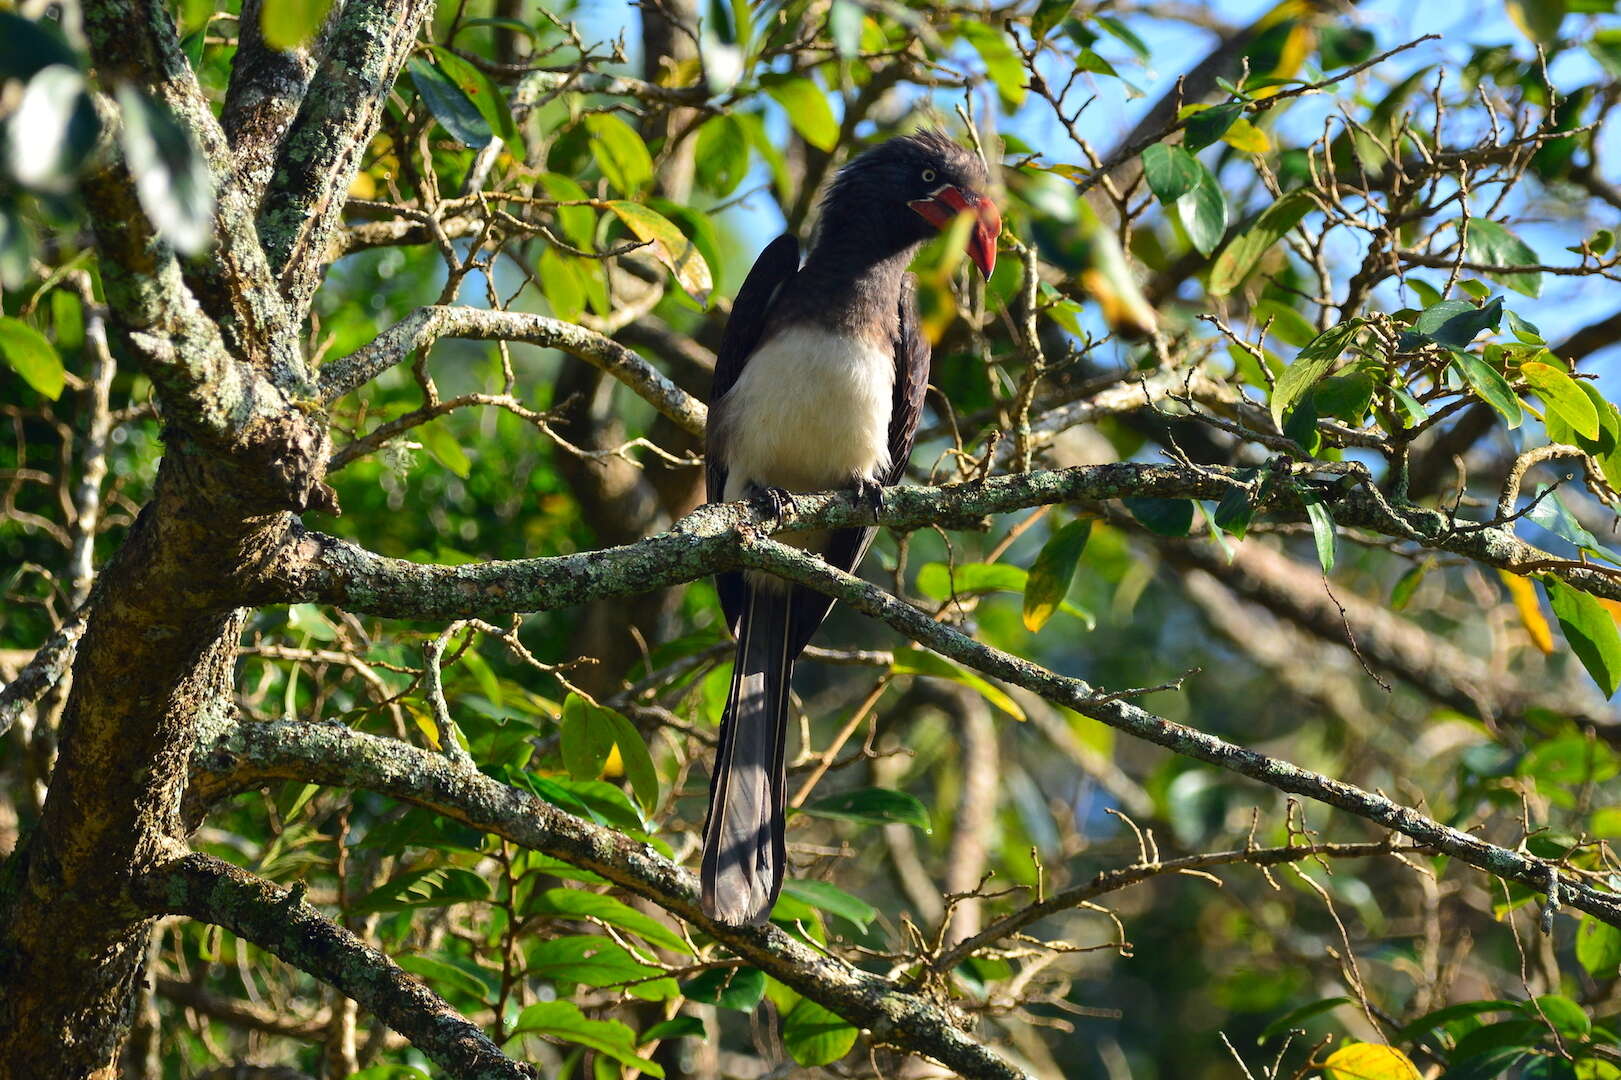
[{"x1": 701, "y1": 585, "x2": 792, "y2": 925}]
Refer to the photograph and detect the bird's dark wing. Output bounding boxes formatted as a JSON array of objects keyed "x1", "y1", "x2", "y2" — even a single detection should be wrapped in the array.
[
  {"x1": 786, "y1": 275, "x2": 931, "y2": 655},
  {"x1": 708, "y1": 233, "x2": 800, "y2": 632}
]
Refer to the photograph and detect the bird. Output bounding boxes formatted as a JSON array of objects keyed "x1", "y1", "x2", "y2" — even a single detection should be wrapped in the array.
[{"x1": 700, "y1": 129, "x2": 1001, "y2": 926}]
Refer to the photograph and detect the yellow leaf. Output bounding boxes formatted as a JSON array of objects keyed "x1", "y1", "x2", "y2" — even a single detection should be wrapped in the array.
[
  {"x1": 1222, "y1": 117, "x2": 1271, "y2": 154},
  {"x1": 602, "y1": 742, "x2": 625, "y2": 778},
  {"x1": 1321, "y1": 1042, "x2": 1421, "y2": 1080},
  {"x1": 604, "y1": 201, "x2": 712, "y2": 306},
  {"x1": 1500, "y1": 570, "x2": 1554, "y2": 654},
  {"x1": 409, "y1": 705, "x2": 441, "y2": 751},
  {"x1": 347, "y1": 171, "x2": 377, "y2": 200}
]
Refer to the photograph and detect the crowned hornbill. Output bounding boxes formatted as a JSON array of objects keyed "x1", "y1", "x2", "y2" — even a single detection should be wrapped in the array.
[{"x1": 701, "y1": 130, "x2": 1002, "y2": 925}]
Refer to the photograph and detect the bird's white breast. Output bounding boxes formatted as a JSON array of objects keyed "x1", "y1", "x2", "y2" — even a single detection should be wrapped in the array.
[{"x1": 717, "y1": 324, "x2": 894, "y2": 501}]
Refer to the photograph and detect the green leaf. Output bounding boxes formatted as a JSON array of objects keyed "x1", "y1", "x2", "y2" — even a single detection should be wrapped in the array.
[
  {"x1": 260, "y1": 0, "x2": 332, "y2": 50},
  {"x1": 1577, "y1": 915, "x2": 1621, "y2": 978},
  {"x1": 115, "y1": 85, "x2": 214, "y2": 255},
  {"x1": 1175, "y1": 160, "x2": 1227, "y2": 256},
  {"x1": 1124, "y1": 497, "x2": 1195, "y2": 536},
  {"x1": 958, "y1": 22, "x2": 1026, "y2": 107},
  {"x1": 1097, "y1": 14, "x2": 1150, "y2": 59},
  {"x1": 525, "y1": 936, "x2": 670, "y2": 996},
  {"x1": 1269, "y1": 319, "x2": 1363, "y2": 432},
  {"x1": 1304, "y1": 496, "x2": 1336, "y2": 572},
  {"x1": 1506, "y1": 309, "x2": 1544, "y2": 344},
  {"x1": 781, "y1": 879, "x2": 878, "y2": 931},
  {"x1": 526, "y1": 888, "x2": 692, "y2": 956},
  {"x1": 1451, "y1": 350, "x2": 1522, "y2": 429},
  {"x1": 1258, "y1": 997, "x2": 1350, "y2": 1042},
  {"x1": 800, "y1": 787, "x2": 930, "y2": 830},
  {"x1": 600, "y1": 706, "x2": 660, "y2": 813},
  {"x1": 1184, "y1": 102, "x2": 1242, "y2": 153},
  {"x1": 890, "y1": 646, "x2": 1026, "y2": 720},
  {"x1": 1315, "y1": 372, "x2": 1375, "y2": 421},
  {"x1": 1409, "y1": 296, "x2": 1503, "y2": 348},
  {"x1": 1395, "y1": 1000, "x2": 1517, "y2": 1042},
  {"x1": 1208, "y1": 189, "x2": 1314, "y2": 296},
  {"x1": 418, "y1": 420, "x2": 471, "y2": 478},
  {"x1": 585, "y1": 113, "x2": 654, "y2": 195},
  {"x1": 916, "y1": 561, "x2": 1028, "y2": 601},
  {"x1": 431, "y1": 45, "x2": 522, "y2": 158},
  {"x1": 1031, "y1": 0, "x2": 1073, "y2": 41},
  {"x1": 640, "y1": 1016, "x2": 706, "y2": 1044},
  {"x1": 763, "y1": 76, "x2": 839, "y2": 151},
  {"x1": 0, "y1": 317, "x2": 64, "y2": 399},
  {"x1": 1521, "y1": 360, "x2": 1598, "y2": 440},
  {"x1": 1522, "y1": 995, "x2": 1590, "y2": 1038},
  {"x1": 1254, "y1": 299, "x2": 1317, "y2": 347},
  {"x1": 408, "y1": 57, "x2": 491, "y2": 148},
  {"x1": 1390, "y1": 560, "x2": 1430, "y2": 611},
  {"x1": 560, "y1": 694, "x2": 616, "y2": 782},
  {"x1": 1466, "y1": 219, "x2": 1542, "y2": 298},
  {"x1": 507, "y1": 1001, "x2": 664, "y2": 1076},
  {"x1": 604, "y1": 201, "x2": 712, "y2": 305},
  {"x1": 1023, "y1": 519, "x2": 1091, "y2": 632},
  {"x1": 1542, "y1": 575, "x2": 1621, "y2": 697},
  {"x1": 352, "y1": 867, "x2": 491, "y2": 913},
  {"x1": 1214, "y1": 479, "x2": 1260, "y2": 540},
  {"x1": 694, "y1": 114, "x2": 750, "y2": 197},
  {"x1": 681, "y1": 966, "x2": 765, "y2": 1010},
  {"x1": 782, "y1": 998, "x2": 858, "y2": 1066},
  {"x1": 396, "y1": 954, "x2": 494, "y2": 1004},
  {"x1": 1142, "y1": 144, "x2": 1201, "y2": 204}
]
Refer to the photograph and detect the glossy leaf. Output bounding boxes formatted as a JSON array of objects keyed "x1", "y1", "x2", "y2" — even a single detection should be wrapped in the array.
[
  {"x1": 1450, "y1": 350, "x2": 1522, "y2": 429},
  {"x1": 586, "y1": 113, "x2": 654, "y2": 195},
  {"x1": 1142, "y1": 144, "x2": 1200, "y2": 204},
  {"x1": 0, "y1": 316, "x2": 64, "y2": 400},
  {"x1": 1176, "y1": 160, "x2": 1227, "y2": 256},
  {"x1": 782, "y1": 998, "x2": 858, "y2": 1066},
  {"x1": 1409, "y1": 296, "x2": 1503, "y2": 348},
  {"x1": 800, "y1": 787, "x2": 930, "y2": 830},
  {"x1": 1466, "y1": 219, "x2": 1542, "y2": 298},
  {"x1": 431, "y1": 45, "x2": 522, "y2": 158},
  {"x1": 763, "y1": 76, "x2": 839, "y2": 151},
  {"x1": 1520, "y1": 360, "x2": 1598, "y2": 440},
  {"x1": 1209, "y1": 189, "x2": 1314, "y2": 296},
  {"x1": 526, "y1": 888, "x2": 692, "y2": 955},
  {"x1": 1184, "y1": 102, "x2": 1242, "y2": 153},
  {"x1": 506, "y1": 1001, "x2": 664, "y2": 1076},
  {"x1": 1542, "y1": 575, "x2": 1621, "y2": 698},
  {"x1": 408, "y1": 58, "x2": 491, "y2": 147},
  {"x1": 781, "y1": 879, "x2": 878, "y2": 931},
  {"x1": 1023, "y1": 519, "x2": 1091, "y2": 631},
  {"x1": 891, "y1": 646, "x2": 1026, "y2": 720},
  {"x1": 1304, "y1": 496, "x2": 1336, "y2": 573},
  {"x1": 1269, "y1": 319, "x2": 1364, "y2": 432},
  {"x1": 604, "y1": 201, "x2": 712, "y2": 305}
]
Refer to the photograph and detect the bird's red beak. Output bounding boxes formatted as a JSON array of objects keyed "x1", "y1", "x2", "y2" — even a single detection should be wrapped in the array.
[{"x1": 908, "y1": 184, "x2": 1001, "y2": 278}]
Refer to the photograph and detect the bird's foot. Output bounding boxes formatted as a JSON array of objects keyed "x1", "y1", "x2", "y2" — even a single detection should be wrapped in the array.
[
  {"x1": 752, "y1": 485, "x2": 798, "y2": 525},
  {"x1": 855, "y1": 477, "x2": 886, "y2": 516}
]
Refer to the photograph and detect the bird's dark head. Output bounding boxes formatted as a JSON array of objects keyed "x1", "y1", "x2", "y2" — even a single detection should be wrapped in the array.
[{"x1": 820, "y1": 130, "x2": 1001, "y2": 277}]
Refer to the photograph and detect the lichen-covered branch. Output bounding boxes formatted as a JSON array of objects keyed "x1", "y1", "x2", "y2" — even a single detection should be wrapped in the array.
[
  {"x1": 317, "y1": 305, "x2": 708, "y2": 437},
  {"x1": 731, "y1": 534, "x2": 1621, "y2": 929},
  {"x1": 133, "y1": 853, "x2": 536, "y2": 1080},
  {"x1": 274, "y1": 463, "x2": 1621, "y2": 624},
  {"x1": 0, "y1": 608, "x2": 86, "y2": 739},
  {"x1": 257, "y1": 0, "x2": 436, "y2": 311},
  {"x1": 188, "y1": 720, "x2": 1033, "y2": 1080}
]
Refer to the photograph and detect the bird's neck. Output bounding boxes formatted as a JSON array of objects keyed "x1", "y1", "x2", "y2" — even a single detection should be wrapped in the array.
[{"x1": 798, "y1": 229, "x2": 918, "y2": 320}]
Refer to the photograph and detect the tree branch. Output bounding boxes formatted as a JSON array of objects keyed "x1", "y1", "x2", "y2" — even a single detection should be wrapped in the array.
[
  {"x1": 730, "y1": 534, "x2": 1621, "y2": 928},
  {"x1": 317, "y1": 305, "x2": 707, "y2": 438},
  {"x1": 188, "y1": 721, "x2": 1033, "y2": 1080},
  {"x1": 133, "y1": 853, "x2": 537, "y2": 1080}
]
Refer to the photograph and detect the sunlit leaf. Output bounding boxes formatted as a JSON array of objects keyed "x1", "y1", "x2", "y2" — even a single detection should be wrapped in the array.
[
  {"x1": 431, "y1": 45, "x2": 523, "y2": 158},
  {"x1": 1175, "y1": 159, "x2": 1227, "y2": 256},
  {"x1": 1499, "y1": 571, "x2": 1554, "y2": 654},
  {"x1": 1450, "y1": 350, "x2": 1522, "y2": 429},
  {"x1": 1183, "y1": 101, "x2": 1241, "y2": 152},
  {"x1": 695, "y1": 114, "x2": 750, "y2": 197},
  {"x1": 1320, "y1": 1042, "x2": 1420, "y2": 1080},
  {"x1": 1023, "y1": 519, "x2": 1091, "y2": 631},
  {"x1": 762, "y1": 75, "x2": 839, "y2": 151},
  {"x1": 1142, "y1": 144, "x2": 1200, "y2": 204},
  {"x1": 1520, "y1": 359, "x2": 1598, "y2": 440},
  {"x1": 604, "y1": 201, "x2": 712, "y2": 305},
  {"x1": 775, "y1": 997, "x2": 856, "y2": 1067},
  {"x1": 1220, "y1": 116, "x2": 1270, "y2": 153},
  {"x1": 261, "y1": 0, "x2": 332, "y2": 50},
  {"x1": 890, "y1": 647, "x2": 1026, "y2": 720},
  {"x1": 1578, "y1": 915, "x2": 1621, "y2": 978},
  {"x1": 418, "y1": 420, "x2": 471, "y2": 478},
  {"x1": 781, "y1": 879, "x2": 878, "y2": 931},
  {"x1": 1269, "y1": 318, "x2": 1363, "y2": 432},
  {"x1": 6, "y1": 65, "x2": 99, "y2": 194},
  {"x1": 506, "y1": 1001, "x2": 664, "y2": 1076},
  {"x1": 1209, "y1": 189, "x2": 1314, "y2": 296},
  {"x1": 0, "y1": 316, "x2": 64, "y2": 400},
  {"x1": 527, "y1": 888, "x2": 691, "y2": 955},
  {"x1": 1542, "y1": 575, "x2": 1621, "y2": 698},
  {"x1": 408, "y1": 57, "x2": 491, "y2": 148},
  {"x1": 1303, "y1": 496, "x2": 1335, "y2": 572},
  {"x1": 958, "y1": 22, "x2": 1026, "y2": 107}
]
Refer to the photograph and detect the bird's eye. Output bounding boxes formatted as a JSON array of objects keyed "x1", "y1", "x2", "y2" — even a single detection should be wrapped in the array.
[{"x1": 921, "y1": 169, "x2": 936, "y2": 183}]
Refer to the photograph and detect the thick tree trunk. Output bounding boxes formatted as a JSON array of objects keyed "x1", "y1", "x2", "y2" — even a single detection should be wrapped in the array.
[{"x1": 0, "y1": 449, "x2": 287, "y2": 1076}]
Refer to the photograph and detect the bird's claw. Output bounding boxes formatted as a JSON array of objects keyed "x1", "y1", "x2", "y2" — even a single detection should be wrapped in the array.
[
  {"x1": 856, "y1": 478, "x2": 885, "y2": 516},
  {"x1": 752, "y1": 485, "x2": 798, "y2": 524}
]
